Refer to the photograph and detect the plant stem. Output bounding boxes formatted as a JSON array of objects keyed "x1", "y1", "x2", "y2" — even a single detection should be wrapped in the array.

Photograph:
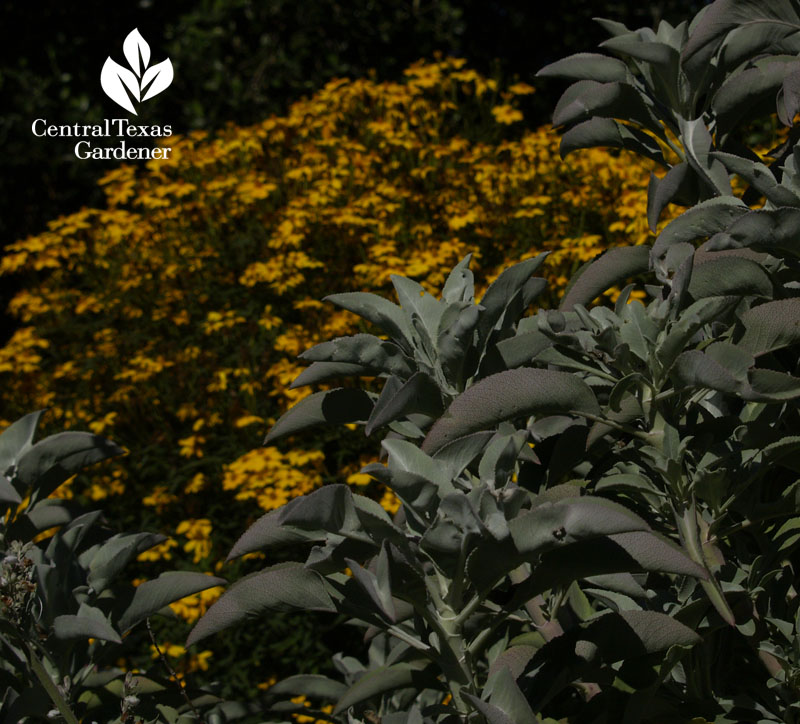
[
  {"x1": 24, "y1": 641, "x2": 80, "y2": 724},
  {"x1": 573, "y1": 410, "x2": 650, "y2": 441},
  {"x1": 709, "y1": 508, "x2": 796, "y2": 543},
  {"x1": 147, "y1": 617, "x2": 206, "y2": 723},
  {"x1": 674, "y1": 503, "x2": 735, "y2": 626}
]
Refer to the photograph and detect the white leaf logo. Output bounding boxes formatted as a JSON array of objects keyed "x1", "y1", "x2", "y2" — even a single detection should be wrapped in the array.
[
  {"x1": 101, "y1": 59, "x2": 140, "y2": 114},
  {"x1": 123, "y1": 28, "x2": 150, "y2": 77},
  {"x1": 141, "y1": 59, "x2": 174, "y2": 101},
  {"x1": 101, "y1": 28, "x2": 173, "y2": 114}
]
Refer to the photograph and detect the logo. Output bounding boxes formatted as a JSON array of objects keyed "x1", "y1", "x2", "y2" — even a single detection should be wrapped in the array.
[
  {"x1": 101, "y1": 29, "x2": 174, "y2": 115},
  {"x1": 31, "y1": 28, "x2": 174, "y2": 160}
]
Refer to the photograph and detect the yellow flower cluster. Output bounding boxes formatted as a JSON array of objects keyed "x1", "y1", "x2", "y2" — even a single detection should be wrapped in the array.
[
  {"x1": 176, "y1": 518, "x2": 214, "y2": 564},
  {"x1": 150, "y1": 641, "x2": 213, "y2": 676},
  {"x1": 168, "y1": 582, "x2": 225, "y2": 624},
  {"x1": 222, "y1": 447, "x2": 324, "y2": 510},
  {"x1": 0, "y1": 58, "x2": 675, "y2": 625}
]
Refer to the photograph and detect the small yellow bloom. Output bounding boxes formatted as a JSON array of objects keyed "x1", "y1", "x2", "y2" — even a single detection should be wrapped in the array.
[
  {"x1": 235, "y1": 415, "x2": 264, "y2": 428},
  {"x1": 508, "y1": 82, "x2": 535, "y2": 95},
  {"x1": 491, "y1": 104, "x2": 523, "y2": 125}
]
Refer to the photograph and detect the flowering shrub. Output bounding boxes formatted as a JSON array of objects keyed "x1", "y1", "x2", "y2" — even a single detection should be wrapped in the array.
[
  {"x1": 188, "y1": 3, "x2": 800, "y2": 721},
  {"x1": 0, "y1": 58, "x2": 673, "y2": 686}
]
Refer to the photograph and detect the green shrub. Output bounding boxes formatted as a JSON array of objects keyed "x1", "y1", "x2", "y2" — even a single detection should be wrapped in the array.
[
  {"x1": 0, "y1": 412, "x2": 226, "y2": 723},
  {"x1": 0, "y1": 57, "x2": 667, "y2": 693},
  {"x1": 186, "y1": 2, "x2": 800, "y2": 722}
]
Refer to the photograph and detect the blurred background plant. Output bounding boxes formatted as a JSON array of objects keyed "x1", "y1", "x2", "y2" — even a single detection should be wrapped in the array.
[{"x1": 0, "y1": 0, "x2": 704, "y2": 339}]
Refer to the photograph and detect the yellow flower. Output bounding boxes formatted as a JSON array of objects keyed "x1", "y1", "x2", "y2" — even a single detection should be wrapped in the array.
[
  {"x1": 142, "y1": 485, "x2": 178, "y2": 511},
  {"x1": 176, "y1": 518, "x2": 213, "y2": 563},
  {"x1": 235, "y1": 415, "x2": 264, "y2": 428},
  {"x1": 491, "y1": 104, "x2": 524, "y2": 125},
  {"x1": 169, "y1": 582, "x2": 223, "y2": 623},
  {"x1": 184, "y1": 472, "x2": 207, "y2": 494},
  {"x1": 88, "y1": 411, "x2": 118, "y2": 434},
  {"x1": 178, "y1": 435, "x2": 206, "y2": 458},
  {"x1": 137, "y1": 538, "x2": 179, "y2": 562},
  {"x1": 508, "y1": 82, "x2": 535, "y2": 95}
]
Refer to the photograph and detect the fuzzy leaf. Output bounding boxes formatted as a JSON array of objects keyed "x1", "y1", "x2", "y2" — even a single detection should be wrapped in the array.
[
  {"x1": 466, "y1": 667, "x2": 538, "y2": 724},
  {"x1": 511, "y1": 530, "x2": 706, "y2": 608},
  {"x1": 574, "y1": 610, "x2": 701, "y2": 662},
  {"x1": 537, "y1": 52, "x2": 628, "y2": 82},
  {"x1": 0, "y1": 476, "x2": 21, "y2": 506},
  {"x1": 362, "y1": 464, "x2": 439, "y2": 515},
  {"x1": 422, "y1": 368, "x2": 599, "y2": 454},
  {"x1": 552, "y1": 80, "x2": 655, "y2": 130},
  {"x1": 495, "y1": 329, "x2": 553, "y2": 368},
  {"x1": 54, "y1": 604, "x2": 121, "y2": 644},
  {"x1": 738, "y1": 299, "x2": 800, "y2": 356},
  {"x1": 122, "y1": 571, "x2": 226, "y2": 634},
  {"x1": 688, "y1": 253, "x2": 773, "y2": 299},
  {"x1": 186, "y1": 564, "x2": 332, "y2": 646},
  {"x1": 477, "y1": 255, "x2": 548, "y2": 345},
  {"x1": 345, "y1": 548, "x2": 396, "y2": 621},
  {"x1": 486, "y1": 667, "x2": 538, "y2": 723},
  {"x1": 655, "y1": 296, "x2": 739, "y2": 374},
  {"x1": 88, "y1": 532, "x2": 165, "y2": 594},
  {"x1": 746, "y1": 368, "x2": 800, "y2": 400},
  {"x1": 713, "y1": 59, "x2": 800, "y2": 135},
  {"x1": 777, "y1": 60, "x2": 800, "y2": 125},
  {"x1": 0, "y1": 409, "x2": 45, "y2": 477},
  {"x1": 651, "y1": 197, "x2": 748, "y2": 259},
  {"x1": 724, "y1": 207, "x2": 800, "y2": 256},
  {"x1": 290, "y1": 361, "x2": 370, "y2": 388},
  {"x1": 391, "y1": 275, "x2": 443, "y2": 352},
  {"x1": 14, "y1": 500, "x2": 75, "y2": 534},
  {"x1": 265, "y1": 388, "x2": 374, "y2": 443},
  {"x1": 383, "y1": 438, "x2": 449, "y2": 490},
  {"x1": 510, "y1": 497, "x2": 650, "y2": 557},
  {"x1": 267, "y1": 674, "x2": 347, "y2": 700},
  {"x1": 442, "y1": 254, "x2": 475, "y2": 303},
  {"x1": 674, "y1": 350, "x2": 741, "y2": 394},
  {"x1": 560, "y1": 117, "x2": 666, "y2": 166},
  {"x1": 647, "y1": 162, "x2": 696, "y2": 231},
  {"x1": 333, "y1": 664, "x2": 431, "y2": 714},
  {"x1": 227, "y1": 505, "x2": 326, "y2": 561},
  {"x1": 437, "y1": 302, "x2": 481, "y2": 388},
  {"x1": 682, "y1": 0, "x2": 800, "y2": 77},
  {"x1": 583, "y1": 572, "x2": 648, "y2": 599},
  {"x1": 712, "y1": 151, "x2": 800, "y2": 207},
  {"x1": 366, "y1": 372, "x2": 443, "y2": 436},
  {"x1": 432, "y1": 431, "x2": 495, "y2": 481},
  {"x1": 560, "y1": 245, "x2": 650, "y2": 311},
  {"x1": 15, "y1": 432, "x2": 124, "y2": 504},
  {"x1": 324, "y1": 292, "x2": 413, "y2": 349},
  {"x1": 678, "y1": 116, "x2": 732, "y2": 196},
  {"x1": 278, "y1": 484, "x2": 360, "y2": 533},
  {"x1": 300, "y1": 334, "x2": 414, "y2": 377}
]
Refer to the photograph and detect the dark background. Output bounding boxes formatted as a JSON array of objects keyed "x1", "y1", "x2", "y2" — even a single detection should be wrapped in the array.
[
  {"x1": 0, "y1": 0, "x2": 703, "y2": 339},
  {"x1": 1, "y1": 1, "x2": 706, "y2": 236}
]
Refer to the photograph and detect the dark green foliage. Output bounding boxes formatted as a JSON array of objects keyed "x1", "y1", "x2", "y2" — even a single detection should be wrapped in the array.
[
  {"x1": 188, "y1": 3, "x2": 800, "y2": 721},
  {"x1": 0, "y1": 412, "x2": 231, "y2": 723},
  {"x1": 541, "y1": 0, "x2": 800, "y2": 232}
]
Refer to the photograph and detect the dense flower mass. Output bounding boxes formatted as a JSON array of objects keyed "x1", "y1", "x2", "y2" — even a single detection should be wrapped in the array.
[{"x1": 0, "y1": 59, "x2": 674, "y2": 644}]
